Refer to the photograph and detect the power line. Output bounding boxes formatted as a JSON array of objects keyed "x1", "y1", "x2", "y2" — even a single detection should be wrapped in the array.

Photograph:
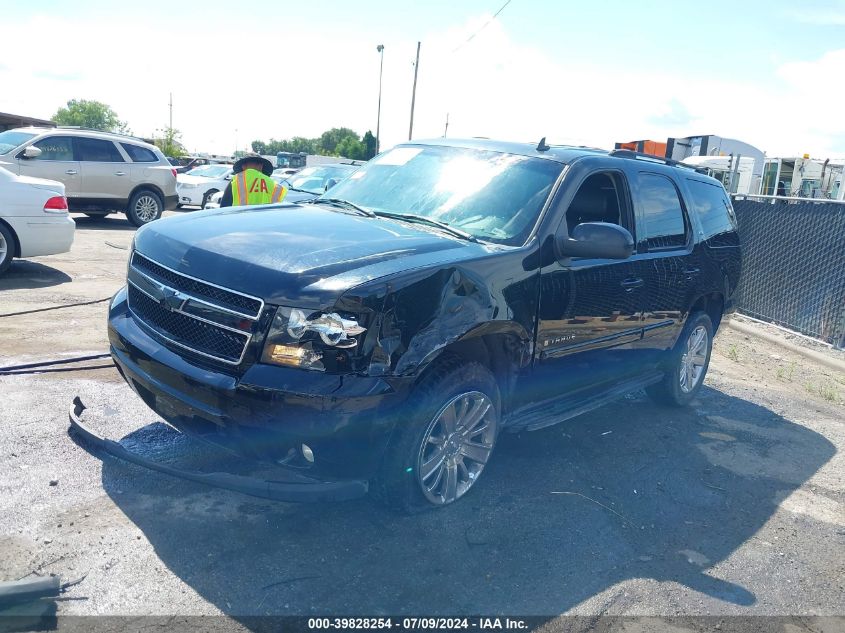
[{"x1": 452, "y1": 0, "x2": 513, "y2": 53}]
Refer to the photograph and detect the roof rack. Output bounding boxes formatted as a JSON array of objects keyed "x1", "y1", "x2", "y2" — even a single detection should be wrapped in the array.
[
  {"x1": 55, "y1": 126, "x2": 146, "y2": 142},
  {"x1": 608, "y1": 149, "x2": 699, "y2": 171}
]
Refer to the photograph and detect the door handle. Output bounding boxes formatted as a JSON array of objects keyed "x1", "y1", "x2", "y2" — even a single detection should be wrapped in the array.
[
  {"x1": 620, "y1": 277, "x2": 644, "y2": 291},
  {"x1": 114, "y1": 171, "x2": 127, "y2": 176},
  {"x1": 65, "y1": 169, "x2": 78, "y2": 175},
  {"x1": 683, "y1": 267, "x2": 700, "y2": 280}
]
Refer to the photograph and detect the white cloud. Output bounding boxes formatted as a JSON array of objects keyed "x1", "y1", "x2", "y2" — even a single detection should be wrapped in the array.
[{"x1": 0, "y1": 11, "x2": 842, "y2": 159}]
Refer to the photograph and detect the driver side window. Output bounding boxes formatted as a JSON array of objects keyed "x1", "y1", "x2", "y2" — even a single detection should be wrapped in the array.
[{"x1": 565, "y1": 171, "x2": 631, "y2": 237}]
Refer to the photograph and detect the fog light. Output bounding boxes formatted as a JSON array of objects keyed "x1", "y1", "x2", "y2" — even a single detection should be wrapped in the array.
[{"x1": 301, "y1": 444, "x2": 315, "y2": 463}]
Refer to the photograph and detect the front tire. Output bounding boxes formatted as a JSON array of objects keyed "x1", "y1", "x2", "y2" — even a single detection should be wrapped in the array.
[
  {"x1": 201, "y1": 189, "x2": 219, "y2": 209},
  {"x1": 374, "y1": 357, "x2": 501, "y2": 512},
  {"x1": 127, "y1": 190, "x2": 163, "y2": 227},
  {"x1": 0, "y1": 222, "x2": 15, "y2": 275},
  {"x1": 647, "y1": 312, "x2": 713, "y2": 407}
]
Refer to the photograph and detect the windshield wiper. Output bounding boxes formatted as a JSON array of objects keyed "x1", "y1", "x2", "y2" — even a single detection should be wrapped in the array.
[
  {"x1": 373, "y1": 211, "x2": 478, "y2": 242},
  {"x1": 310, "y1": 198, "x2": 375, "y2": 217},
  {"x1": 287, "y1": 186, "x2": 316, "y2": 194}
]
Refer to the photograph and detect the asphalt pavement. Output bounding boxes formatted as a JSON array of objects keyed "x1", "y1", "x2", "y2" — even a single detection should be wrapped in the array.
[{"x1": 0, "y1": 213, "x2": 843, "y2": 629}]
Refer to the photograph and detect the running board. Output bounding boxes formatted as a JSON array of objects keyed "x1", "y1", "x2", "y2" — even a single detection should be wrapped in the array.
[{"x1": 505, "y1": 371, "x2": 664, "y2": 432}]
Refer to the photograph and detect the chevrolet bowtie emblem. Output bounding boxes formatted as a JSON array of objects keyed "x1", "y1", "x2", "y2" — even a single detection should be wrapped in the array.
[{"x1": 158, "y1": 287, "x2": 185, "y2": 312}]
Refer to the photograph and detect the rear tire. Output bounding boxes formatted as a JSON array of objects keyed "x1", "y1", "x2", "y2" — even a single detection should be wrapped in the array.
[
  {"x1": 127, "y1": 190, "x2": 163, "y2": 227},
  {"x1": 0, "y1": 222, "x2": 15, "y2": 275},
  {"x1": 646, "y1": 312, "x2": 713, "y2": 407},
  {"x1": 373, "y1": 357, "x2": 501, "y2": 513}
]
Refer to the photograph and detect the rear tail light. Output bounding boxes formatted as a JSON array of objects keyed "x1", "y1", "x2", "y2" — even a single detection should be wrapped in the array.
[
  {"x1": 43, "y1": 196, "x2": 69, "y2": 214},
  {"x1": 171, "y1": 169, "x2": 178, "y2": 179}
]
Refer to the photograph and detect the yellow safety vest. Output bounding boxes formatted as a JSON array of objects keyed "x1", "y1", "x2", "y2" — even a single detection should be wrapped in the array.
[{"x1": 231, "y1": 168, "x2": 288, "y2": 206}]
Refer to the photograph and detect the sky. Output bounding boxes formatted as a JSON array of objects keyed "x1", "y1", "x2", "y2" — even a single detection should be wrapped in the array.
[{"x1": 2, "y1": 0, "x2": 844, "y2": 158}]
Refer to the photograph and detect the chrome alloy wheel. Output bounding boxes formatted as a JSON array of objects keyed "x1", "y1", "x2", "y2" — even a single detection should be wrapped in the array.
[
  {"x1": 679, "y1": 325, "x2": 708, "y2": 393},
  {"x1": 134, "y1": 195, "x2": 160, "y2": 223},
  {"x1": 417, "y1": 391, "x2": 497, "y2": 505},
  {"x1": 0, "y1": 231, "x2": 7, "y2": 262}
]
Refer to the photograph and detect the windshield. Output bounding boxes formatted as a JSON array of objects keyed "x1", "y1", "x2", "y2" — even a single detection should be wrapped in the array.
[
  {"x1": 0, "y1": 131, "x2": 37, "y2": 155},
  {"x1": 322, "y1": 145, "x2": 563, "y2": 245},
  {"x1": 187, "y1": 165, "x2": 230, "y2": 178},
  {"x1": 287, "y1": 165, "x2": 357, "y2": 193}
]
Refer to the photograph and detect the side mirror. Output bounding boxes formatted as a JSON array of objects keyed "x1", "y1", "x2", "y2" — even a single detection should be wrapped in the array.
[
  {"x1": 555, "y1": 222, "x2": 634, "y2": 260},
  {"x1": 22, "y1": 146, "x2": 42, "y2": 159}
]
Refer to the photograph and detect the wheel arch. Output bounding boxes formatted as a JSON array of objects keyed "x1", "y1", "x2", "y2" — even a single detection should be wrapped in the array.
[
  {"x1": 127, "y1": 183, "x2": 165, "y2": 209},
  {"x1": 688, "y1": 291, "x2": 725, "y2": 332},
  {"x1": 0, "y1": 218, "x2": 21, "y2": 257},
  {"x1": 410, "y1": 321, "x2": 531, "y2": 414}
]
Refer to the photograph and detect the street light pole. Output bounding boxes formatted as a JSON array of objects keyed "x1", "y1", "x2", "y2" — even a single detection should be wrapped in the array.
[
  {"x1": 408, "y1": 41, "x2": 420, "y2": 141},
  {"x1": 376, "y1": 44, "x2": 384, "y2": 154}
]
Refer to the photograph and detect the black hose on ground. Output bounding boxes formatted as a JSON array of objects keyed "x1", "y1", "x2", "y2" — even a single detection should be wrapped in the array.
[
  {"x1": 1, "y1": 363, "x2": 114, "y2": 376},
  {"x1": 0, "y1": 297, "x2": 111, "y2": 319},
  {"x1": 0, "y1": 353, "x2": 111, "y2": 374}
]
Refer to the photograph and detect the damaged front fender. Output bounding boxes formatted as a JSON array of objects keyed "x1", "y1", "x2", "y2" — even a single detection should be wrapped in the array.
[{"x1": 351, "y1": 251, "x2": 539, "y2": 379}]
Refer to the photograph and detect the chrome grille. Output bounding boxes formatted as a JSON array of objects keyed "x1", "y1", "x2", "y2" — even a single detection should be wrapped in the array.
[
  {"x1": 127, "y1": 252, "x2": 264, "y2": 365},
  {"x1": 132, "y1": 252, "x2": 262, "y2": 317}
]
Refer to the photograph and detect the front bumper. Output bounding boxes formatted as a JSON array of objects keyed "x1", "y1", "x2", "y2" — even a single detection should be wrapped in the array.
[
  {"x1": 107, "y1": 287, "x2": 411, "y2": 481},
  {"x1": 175, "y1": 187, "x2": 204, "y2": 206},
  {"x1": 69, "y1": 397, "x2": 368, "y2": 502}
]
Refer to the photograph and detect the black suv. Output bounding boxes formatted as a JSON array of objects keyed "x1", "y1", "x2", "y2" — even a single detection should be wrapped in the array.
[{"x1": 101, "y1": 138, "x2": 741, "y2": 510}]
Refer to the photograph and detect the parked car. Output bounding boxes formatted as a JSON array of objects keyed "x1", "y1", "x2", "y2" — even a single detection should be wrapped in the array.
[
  {"x1": 175, "y1": 164, "x2": 233, "y2": 209},
  {"x1": 0, "y1": 166, "x2": 75, "y2": 275},
  {"x1": 169, "y1": 156, "x2": 231, "y2": 175},
  {"x1": 204, "y1": 163, "x2": 359, "y2": 209},
  {"x1": 0, "y1": 127, "x2": 177, "y2": 227},
  {"x1": 102, "y1": 139, "x2": 741, "y2": 511}
]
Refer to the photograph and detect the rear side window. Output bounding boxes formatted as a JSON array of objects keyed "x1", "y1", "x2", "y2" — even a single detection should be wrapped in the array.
[
  {"x1": 31, "y1": 136, "x2": 74, "y2": 161},
  {"x1": 76, "y1": 137, "x2": 124, "y2": 162},
  {"x1": 121, "y1": 143, "x2": 158, "y2": 162},
  {"x1": 686, "y1": 179, "x2": 737, "y2": 239},
  {"x1": 638, "y1": 173, "x2": 687, "y2": 250}
]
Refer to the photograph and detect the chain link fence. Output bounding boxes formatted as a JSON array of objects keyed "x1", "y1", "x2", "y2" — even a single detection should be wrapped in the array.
[{"x1": 731, "y1": 195, "x2": 845, "y2": 349}]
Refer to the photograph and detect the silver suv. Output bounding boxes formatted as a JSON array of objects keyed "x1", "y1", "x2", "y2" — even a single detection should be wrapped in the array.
[{"x1": 0, "y1": 127, "x2": 178, "y2": 226}]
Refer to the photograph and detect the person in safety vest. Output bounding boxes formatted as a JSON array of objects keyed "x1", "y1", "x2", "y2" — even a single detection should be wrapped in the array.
[{"x1": 219, "y1": 153, "x2": 288, "y2": 208}]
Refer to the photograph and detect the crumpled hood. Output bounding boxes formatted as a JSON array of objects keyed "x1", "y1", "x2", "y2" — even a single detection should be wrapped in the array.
[{"x1": 133, "y1": 203, "x2": 487, "y2": 307}]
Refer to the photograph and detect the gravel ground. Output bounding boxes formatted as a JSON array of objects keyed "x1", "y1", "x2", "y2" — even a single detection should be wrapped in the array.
[{"x1": 0, "y1": 213, "x2": 843, "y2": 626}]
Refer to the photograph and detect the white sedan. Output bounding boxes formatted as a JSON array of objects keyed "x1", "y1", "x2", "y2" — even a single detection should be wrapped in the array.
[
  {"x1": 176, "y1": 164, "x2": 233, "y2": 209},
  {"x1": 0, "y1": 167, "x2": 75, "y2": 275}
]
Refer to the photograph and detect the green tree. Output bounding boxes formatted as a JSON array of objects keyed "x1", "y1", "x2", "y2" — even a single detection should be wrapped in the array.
[
  {"x1": 251, "y1": 127, "x2": 369, "y2": 159},
  {"x1": 154, "y1": 127, "x2": 186, "y2": 157},
  {"x1": 362, "y1": 130, "x2": 377, "y2": 159},
  {"x1": 335, "y1": 136, "x2": 367, "y2": 160},
  {"x1": 317, "y1": 127, "x2": 360, "y2": 155},
  {"x1": 52, "y1": 99, "x2": 128, "y2": 133}
]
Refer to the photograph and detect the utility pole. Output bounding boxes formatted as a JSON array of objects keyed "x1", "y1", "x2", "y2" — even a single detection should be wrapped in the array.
[
  {"x1": 408, "y1": 41, "x2": 420, "y2": 141},
  {"x1": 376, "y1": 44, "x2": 384, "y2": 154},
  {"x1": 444, "y1": 112, "x2": 449, "y2": 137},
  {"x1": 168, "y1": 92, "x2": 173, "y2": 131}
]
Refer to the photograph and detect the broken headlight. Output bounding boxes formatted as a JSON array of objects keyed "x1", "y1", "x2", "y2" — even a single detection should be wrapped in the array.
[{"x1": 261, "y1": 307, "x2": 366, "y2": 371}]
